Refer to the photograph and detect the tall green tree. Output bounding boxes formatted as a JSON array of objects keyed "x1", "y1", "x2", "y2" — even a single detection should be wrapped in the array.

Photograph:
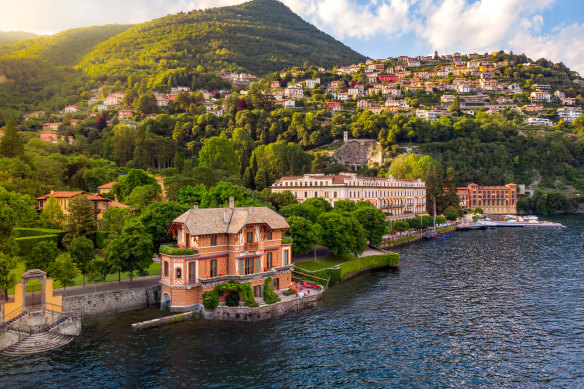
[
  {"x1": 112, "y1": 169, "x2": 158, "y2": 202},
  {"x1": 353, "y1": 203, "x2": 388, "y2": 246},
  {"x1": 105, "y1": 219, "x2": 153, "y2": 282},
  {"x1": 68, "y1": 236, "x2": 95, "y2": 287},
  {"x1": 177, "y1": 184, "x2": 207, "y2": 207},
  {"x1": 49, "y1": 253, "x2": 79, "y2": 290},
  {"x1": 140, "y1": 202, "x2": 187, "y2": 247},
  {"x1": 286, "y1": 216, "x2": 322, "y2": 255},
  {"x1": 102, "y1": 207, "x2": 133, "y2": 234},
  {"x1": 0, "y1": 254, "x2": 17, "y2": 301},
  {"x1": 25, "y1": 240, "x2": 59, "y2": 272},
  {"x1": 198, "y1": 136, "x2": 240, "y2": 177},
  {"x1": 317, "y1": 211, "x2": 367, "y2": 256},
  {"x1": 0, "y1": 187, "x2": 36, "y2": 245},
  {"x1": 0, "y1": 121, "x2": 24, "y2": 158},
  {"x1": 39, "y1": 195, "x2": 65, "y2": 229},
  {"x1": 64, "y1": 194, "x2": 97, "y2": 244}
]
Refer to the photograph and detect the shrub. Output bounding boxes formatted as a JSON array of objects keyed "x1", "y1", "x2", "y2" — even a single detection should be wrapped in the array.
[
  {"x1": 95, "y1": 231, "x2": 110, "y2": 249},
  {"x1": 159, "y1": 245, "x2": 196, "y2": 255},
  {"x1": 215, "y1": 281, "x2": 257, "y2": 307},
  {"x1": 202, "y1": 290, "x2": 219, "y2": 310},
  {"x1": 15, "y1": 234, "x2": 59, "y2": 256},
  {"x1": 226, "y1": 292, "x2": 240, "y2": 307},
  {"x1": 446, "y1": 212, "x2": 458, "y2": 221},
  {"x1": 263, "y1": 277, "x2": 280, "y2": 304},
  {"x1": 283, "y1": 289, "x2": 296, "y2": 296}
]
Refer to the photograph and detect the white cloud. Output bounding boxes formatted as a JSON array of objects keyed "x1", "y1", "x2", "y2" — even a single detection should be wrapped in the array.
[
  {"x1": 281, "y1": 0, "x2": 412, "y2": 38},
  {"x1": 184, "y1": 0, "x2": 247, "y2": 11},
  {"x1": 1, "y1": 0, "x2": 583, "y2": 74},
  {"x1": 510, "y1": 23, "x2": 584, "y2": 75}
]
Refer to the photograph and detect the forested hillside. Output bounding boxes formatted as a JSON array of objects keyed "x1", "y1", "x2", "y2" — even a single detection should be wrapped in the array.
[
  {"x1": 80, "y1": 0, "x2": 364, "y2": 82},
  {"x1": 0, "y1": 25, "x2": 132, "y2": 118},
  {"x1": 0, "y1": 31, "x2": 38, "y2": 45}
]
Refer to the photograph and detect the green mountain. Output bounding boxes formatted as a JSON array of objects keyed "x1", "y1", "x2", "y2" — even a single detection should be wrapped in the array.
[
  {"x1": 0, "y1": 25, "x2": 132, "y2": 66},
  {"x1": 0, "y1": 25, "x2": 132, "y2": 118},
  {"x1": 0, "y1": 31, "x2": 39, "y2": 45},
  {"x1": 80, "y1": 0, "x2": 365, "y2": 80}
]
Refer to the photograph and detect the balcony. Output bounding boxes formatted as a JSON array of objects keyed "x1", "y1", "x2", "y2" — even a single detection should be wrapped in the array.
[
  {"x1": 159, "y1": 244, "x2": 198, "y2": 256},
  {"x1": 244, "y1": 242, "x2": 258, "y2": 252},
  {"x1": 198, "y1": 265, "x2": 294, "y2": 286}
]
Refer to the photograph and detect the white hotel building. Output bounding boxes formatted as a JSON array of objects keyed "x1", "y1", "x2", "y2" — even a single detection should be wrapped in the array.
[{"x1": 270, "y1": 173, "x2": 427, "y2": 216}]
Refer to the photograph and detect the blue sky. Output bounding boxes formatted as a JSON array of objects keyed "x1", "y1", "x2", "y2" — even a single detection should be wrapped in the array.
[{"x1": 1, "y1": 0, "x2": 583, "y2": 74}]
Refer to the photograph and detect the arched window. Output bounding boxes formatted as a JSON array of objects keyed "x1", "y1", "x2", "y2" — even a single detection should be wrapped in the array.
[{"x1": 176, "y1": 267, "x2": 182, "y2": 279}]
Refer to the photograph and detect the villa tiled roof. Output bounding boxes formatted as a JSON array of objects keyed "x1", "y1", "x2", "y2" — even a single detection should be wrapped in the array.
[
  {"x1": 174, "y1": 207, "x2": 290, "y2": 236},
  {"x1": 97, "y1": 181, "x2": 117, "y2": 189},
  {"x1": 36, "y1": 191, "x2": 84, "y2": 200}
]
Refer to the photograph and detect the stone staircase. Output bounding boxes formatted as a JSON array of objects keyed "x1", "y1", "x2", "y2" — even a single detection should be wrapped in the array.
[{"x1": 1, "y1": 331, "x2": 75, "y2": 356}]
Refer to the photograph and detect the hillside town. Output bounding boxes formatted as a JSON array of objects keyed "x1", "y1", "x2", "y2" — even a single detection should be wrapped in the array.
[{"x1": 5, "y1": 52, "x2": 584, "y2": 149}]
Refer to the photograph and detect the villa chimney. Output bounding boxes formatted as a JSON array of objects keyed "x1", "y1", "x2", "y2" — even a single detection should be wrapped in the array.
[
  {"x1": 193, "y1": 204, "x2": 198, "y2": 210},
  {"x1": 229, "y1": 196, "x2": 235, "y2": 209}
]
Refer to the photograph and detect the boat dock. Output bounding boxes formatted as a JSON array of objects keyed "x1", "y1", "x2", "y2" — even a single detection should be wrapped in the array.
[{"x1": 458, "y1": 220, "x2": 565, "y2": 230}]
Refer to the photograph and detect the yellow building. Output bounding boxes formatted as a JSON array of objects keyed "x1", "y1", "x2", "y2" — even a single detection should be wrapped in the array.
[
  {"x1": 36, "y1": 191, "x2": 128, "y2": 220},
  {"x1": 97, "y1": 181, "x2": 116, "y2": 194},
  {"x1": 271, "y1": 173, "x2": 426, "y2": 216}
]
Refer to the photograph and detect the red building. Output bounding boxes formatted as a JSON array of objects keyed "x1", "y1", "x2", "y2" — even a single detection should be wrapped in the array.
[{"x1": 457, "y1": 183, "x2": 518, "y2": 214}]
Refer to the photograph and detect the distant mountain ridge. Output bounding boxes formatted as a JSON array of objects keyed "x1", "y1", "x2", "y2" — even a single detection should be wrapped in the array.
[{"x1": 0, "y1": 31, "x2": 39, "y2": 45}]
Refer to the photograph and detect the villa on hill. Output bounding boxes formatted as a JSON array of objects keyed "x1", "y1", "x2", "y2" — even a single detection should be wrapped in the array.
[
  {"x1": 36, "y1": 191, "x2": 129, "y2": 220},
  {"x1": 160, "y1": 197, "x2": 293, "y2": 311}
]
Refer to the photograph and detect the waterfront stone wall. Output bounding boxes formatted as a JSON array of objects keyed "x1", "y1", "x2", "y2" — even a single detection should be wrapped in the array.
[
  {"x1": 204, "y1": 293, "x2": 322, "y2": 322},
  {"x1": 63, "y1": 286, "x2": 160, "y2": 317}
]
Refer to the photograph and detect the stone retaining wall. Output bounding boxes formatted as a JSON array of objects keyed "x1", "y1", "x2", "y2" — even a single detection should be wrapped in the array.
[
  {"x1": 63, "y1": 286, "x2": 160, "y2": 317},
  {"x1": 204, "y1": 293, "x2": 322, "y2": 322}
]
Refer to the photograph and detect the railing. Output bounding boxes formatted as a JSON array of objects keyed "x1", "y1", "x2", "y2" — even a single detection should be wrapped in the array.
[
  {"x1": 244, "y1": 242, "x2": 258, "y2": 252},
  {"x1": 198, "y1": 265, "x2": 294, "y2": 285},
  {"x1": 1, "y1": 302, "x2": 82, "y2": 335}
]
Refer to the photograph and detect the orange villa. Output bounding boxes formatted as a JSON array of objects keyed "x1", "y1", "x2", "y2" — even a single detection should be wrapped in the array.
[{"x1": 160, "y1": 197, "x2": 293, "y2": 311}]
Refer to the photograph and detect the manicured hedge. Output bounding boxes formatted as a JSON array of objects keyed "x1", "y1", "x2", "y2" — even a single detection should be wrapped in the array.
[
  {"x1": 95, "y1": 231, "x2": 110, "y2": 249},
  {"x1": 12, "y1": 227, "x2": 64, "y2": 238},
  {"x1": 159, "y1": 245, "x2": 196, "y2": 255},
  {"x1": 339, "y1": 254, "x2": 400, "y2": 280},
  {"x1": 293, "y1": 254, "x2": 400, "y2": 287},
  {"x1": 15, "y1": 234, "x2": 59, "y2": 256}
]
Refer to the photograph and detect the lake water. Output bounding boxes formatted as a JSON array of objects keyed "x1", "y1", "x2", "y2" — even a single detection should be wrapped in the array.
[{"x1": 1, "y1": 216, "x2": 584, "y2": 388}]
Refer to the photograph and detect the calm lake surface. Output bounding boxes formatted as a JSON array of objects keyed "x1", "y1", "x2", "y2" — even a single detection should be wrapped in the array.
[{"x1": 1, "y1": 215, "x2": 584, "y2": 388}]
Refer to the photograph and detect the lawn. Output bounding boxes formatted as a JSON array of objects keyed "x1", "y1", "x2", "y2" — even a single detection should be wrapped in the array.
[
  {"x1": 8, "y1": 259, "x2": 161, "y2": 294},
  {"x1": 294, "y1": 254, "x2": 356, "y2": 272}
]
